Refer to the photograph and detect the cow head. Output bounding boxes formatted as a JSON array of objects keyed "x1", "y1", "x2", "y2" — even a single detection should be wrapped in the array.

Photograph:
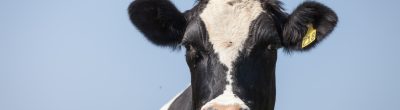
[{"x1": 128, "y1": 0, "x2": 337, "y2": 110}]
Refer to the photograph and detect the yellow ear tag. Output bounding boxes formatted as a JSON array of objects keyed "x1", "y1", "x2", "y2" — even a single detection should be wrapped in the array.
[{"x1": 301, "y1": 24, "x2": 317, "y2": 48}]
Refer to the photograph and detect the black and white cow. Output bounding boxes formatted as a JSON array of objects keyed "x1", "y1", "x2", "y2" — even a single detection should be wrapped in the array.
[{"x1": 128, "y1": 0, "x2": 338, "y2": 110}]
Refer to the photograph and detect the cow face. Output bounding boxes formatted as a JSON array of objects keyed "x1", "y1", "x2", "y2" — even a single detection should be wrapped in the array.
[{"x1": 129, "y1": 0, "x2": 337, "y2": 110}]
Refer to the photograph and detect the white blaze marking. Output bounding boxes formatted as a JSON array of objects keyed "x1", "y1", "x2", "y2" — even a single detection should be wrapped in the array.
[{"x1": 199, "y1": 0, "x2": 263, "y2": 109}]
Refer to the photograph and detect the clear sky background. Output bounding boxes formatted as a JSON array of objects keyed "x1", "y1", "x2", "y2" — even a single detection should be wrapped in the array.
[{"x1": 0, "y1": 0, "x2": 399, "y2": 110}]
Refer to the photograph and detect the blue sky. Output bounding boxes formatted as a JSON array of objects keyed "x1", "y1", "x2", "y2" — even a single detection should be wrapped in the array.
[{"x1": 1, "y1": 0, "x2": 399, "y2": 110}]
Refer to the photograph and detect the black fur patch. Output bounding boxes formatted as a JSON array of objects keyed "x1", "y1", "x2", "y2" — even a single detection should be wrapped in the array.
[
  {"x1": 229, "y1": 3, "x2": 284, "y2": 109},
  {"x1": 183, "y1": 17, "x2": 228, "y2": 110}
]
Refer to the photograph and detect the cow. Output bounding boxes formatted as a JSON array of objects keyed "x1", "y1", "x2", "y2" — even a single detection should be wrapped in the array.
[{"x1": 128, "y1": 0, "x2": 338, "y2": 110}]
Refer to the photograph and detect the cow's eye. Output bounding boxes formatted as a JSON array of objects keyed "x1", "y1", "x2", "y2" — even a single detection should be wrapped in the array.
[
  {"x1": 184, "y1": 44, "x2": 196, "y2": 53},
  {"x1": 185, "y1": 44, "x2": 203, "y2": 64},
  {"x1": 267, "y1": 44, "x2": 276, "y2": 50}
]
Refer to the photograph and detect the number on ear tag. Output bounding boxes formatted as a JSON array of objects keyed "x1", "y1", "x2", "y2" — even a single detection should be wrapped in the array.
[{"x1": 302, "y1": 24, "x2": 317, "y2": 48}]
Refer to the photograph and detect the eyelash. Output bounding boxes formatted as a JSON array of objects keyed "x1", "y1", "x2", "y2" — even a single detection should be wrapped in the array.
[{"x1": 185, "y1": 44, "x2": 201, "y2": 59}]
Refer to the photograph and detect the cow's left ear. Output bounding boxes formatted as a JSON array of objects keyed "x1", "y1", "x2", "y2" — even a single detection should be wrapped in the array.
[{"x1": 281, "y1": 1, "x2": 338, "y2": 51}]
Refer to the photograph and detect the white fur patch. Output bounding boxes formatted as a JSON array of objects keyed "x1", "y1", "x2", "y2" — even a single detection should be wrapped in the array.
[
  {"x1": 199, "y1": 0, "x2": 263, "y2": 109},
  {"x1": 160, "y1": 85, "x2": 190, "y2": 110}
]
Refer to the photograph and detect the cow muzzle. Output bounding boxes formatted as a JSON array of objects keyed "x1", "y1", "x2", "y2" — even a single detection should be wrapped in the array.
[{"x1": 202, "y1": 103, "x2": 249, "y2": 110}]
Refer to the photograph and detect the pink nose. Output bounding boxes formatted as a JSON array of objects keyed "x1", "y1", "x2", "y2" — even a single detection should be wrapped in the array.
[{"x1": 203, "y1": 104, "x2": 247, "y2": 110}]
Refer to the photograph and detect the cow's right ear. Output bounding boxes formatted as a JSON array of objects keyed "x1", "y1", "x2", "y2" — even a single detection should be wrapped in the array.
[{"x1": 128, "y1": 0, "x2": 187, "y2": 48}]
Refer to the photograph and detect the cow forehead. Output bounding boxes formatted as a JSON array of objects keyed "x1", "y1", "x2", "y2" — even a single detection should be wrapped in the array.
[
  {"x1": 199, "y1": 0, "x2": 263, "y2": 109},
  {"x1": 200, "y1": 0, "x2": 263, "y2": 69}
]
